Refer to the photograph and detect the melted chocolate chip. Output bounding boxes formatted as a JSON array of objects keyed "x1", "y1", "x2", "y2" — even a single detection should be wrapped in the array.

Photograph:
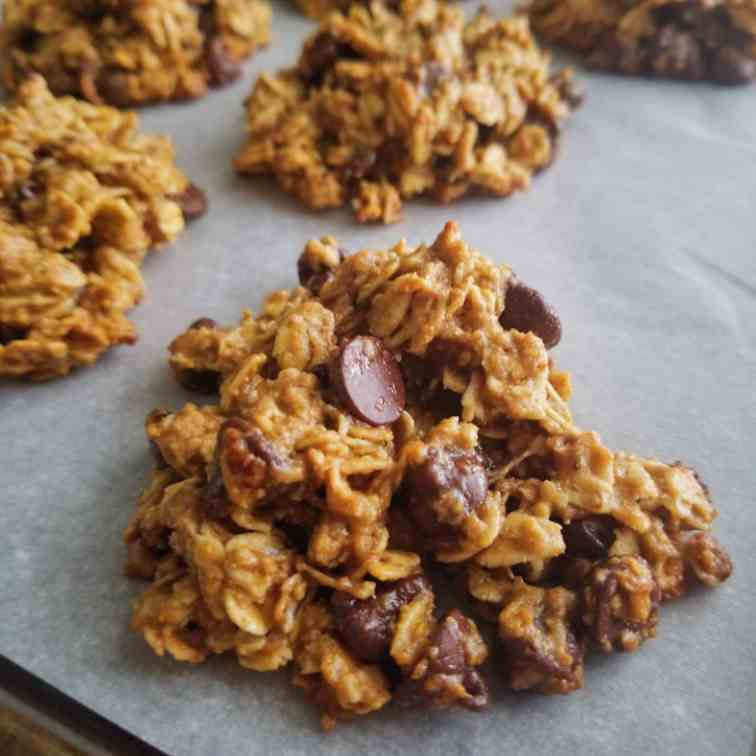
[
  {"x1": 297, "y1": 247, "x2": 345, "y2": 294},
  {"x1": 203, "y1": 459, "x2": 230, "y2": 519},
  {"x1": 0, "y1": 325, "x2": 27, "y2": 345},
  {"x1": 395, "y1": 610, "x2": 489, "y2": 710},
  {"x1": 299, "y1": 32, "x2": 357, "y2": 85},
  {"x1": 711, "y1": 46, "x2": 756, "y2": 84},
  {"x1": 96, "y1": 69, "x2": 133, "y2": 106},
  {"x1": 404, "y1": 445, "x2": 488, "y2": 550},
  {"x1": 205, "y1": 37, "x2": 241, "y2": 87},
  {"x1": 189, "y1": 317, "x2": 218, "y2": 330},
  {"x1": 175, "y1": 368, "x2": 221, "y2": 394},
  {"x1": 331, "y1": 574, "x2": 431, "y2": 663},
  {"x1": 329, "y1": 336, "x2": 405, "y2": 426},
  {"x1": 563, "y1": 516, "x2": 616, "y2": 560},
  {"x1": 499, "y1": 278, "x2": 562, "y2": 349},
  {"x1": 170, "y1": 183, "x2": 208, "y2": 221},
  {"x1": 342, "y1": 145, "x2": 376, "y2": 182}
]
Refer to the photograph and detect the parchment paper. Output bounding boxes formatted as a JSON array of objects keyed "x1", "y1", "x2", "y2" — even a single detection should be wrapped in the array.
[{"x1": 2, "y1": 2, "x2": 755, "y2": 754}]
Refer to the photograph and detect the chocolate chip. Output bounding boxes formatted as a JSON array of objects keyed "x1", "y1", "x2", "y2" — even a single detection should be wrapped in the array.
[
  {"x1": 205, "y1": 37, "x2": 241, "y2": 87},
  {"x1": 329, "y1": 336, "x2": 405, "y2": 426},
  {"x1": 96, "y1": 69, "x2": 133, "y2": 107},
  {"x1": 563, "y1": 516, "x2": 616, "y2": 560},
  {"x1": 297, "y1": 247, "x2": 345, "y2": 295},
  {"x1": 342, "y1": 145, "x2": 376, "y2": 182},
  {"x1": 331, "y1": 574, "x2": 431, "y2": 663},
  {"x1": 202, "y1": 419, "x2": 290, "y2": 519},
  {"x1": 175, "y1": 367, "x2": 221, "y2": 394},
  {"x1": 403, "y1": 445, "x2": 488, "y2": 551},
  {"x1": 499, "y1": 278, "x2": 562, "y2": 349},
  {"x1": 651, "y1": 26, "x2": 704, "y2": 79},
  {"x1": 189, "y1": 317, "x2": 218, "y2": 330},
  {"x1": 169, "y1": 183, "x2": 208, "y2": 221},
  {"x1": 17, "y1": 28, "x2": 41, "y2": 51},
  {"x1": 710, "y1": 46, "x2": 756, "y2": 85},
  {"x1": 0, "y1": 325, "x2": 27, "y2": 345},
  {"x1": 582, "y1": 556, "x2": 660, "y2": 653},
  {"x1": 395, "y1": 610, "x2": 489, "y2": 710},
  {"x1": 299, "y1": 32, "x2": 357, "y2": 85},
  {"x1": 203, "y1": 457, "x2": 230, "y2": 519},
  {"x1": 229, "y1": 425, "x2": 289, "y2": 474},
  {"x1": 551, "y1": 73, "x2": 585, "y2": 110}
]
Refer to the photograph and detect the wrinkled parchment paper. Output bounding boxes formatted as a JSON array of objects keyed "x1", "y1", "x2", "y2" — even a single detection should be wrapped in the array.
[{"x1": 2, "y1": 2, "x2": 755, "y2": 754}]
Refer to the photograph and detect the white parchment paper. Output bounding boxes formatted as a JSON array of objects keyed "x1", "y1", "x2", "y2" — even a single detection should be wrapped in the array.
[{"x1": 2, "y1": 2, "x2": 755, "y2": 754}]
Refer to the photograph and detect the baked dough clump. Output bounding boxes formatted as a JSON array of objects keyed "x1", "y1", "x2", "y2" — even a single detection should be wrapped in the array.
[
  {"x1": 528, "y1": 0, "x2": 756, "y2": 85},
  {"x1": 0, "y1": 76, "x2": 206, "y2": 380},
  {"x1": 126, "y1": 222, "x2": 732, "y2": 728},
  {"x1": 234, "y1": 0, "x2": 583, "y2": 223},
  {"x1": 1, "y1": 0, "x2": 271, "y2": 106}
]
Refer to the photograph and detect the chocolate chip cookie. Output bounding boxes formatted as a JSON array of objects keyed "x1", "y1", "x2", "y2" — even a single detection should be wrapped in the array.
[
  {"x1": 234, "y1": 0, "x2": 583, "y2": 224},
  {"x1": 0, "y1": 75, "x2": 206, "y2": 380},
  {"x1": 1, "y1": 0, "x2": 271, "y2": 106},
  {"x1": 125, "y1": 222, "x2": 732, "y2": 729},
  {"x1": 528, "y1": 0, "x2": 756, "y2": 84}
]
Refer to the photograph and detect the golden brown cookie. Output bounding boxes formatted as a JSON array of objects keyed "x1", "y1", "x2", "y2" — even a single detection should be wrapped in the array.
[
  {"x1": 528, "y1": 0, "x2": 756, "y2": 84},
  {"x1": 1, "y1": 0, "x2": 271, "y2": 106},
  {"x1": 0, "y1": 76, "x2": 205, "y2": 381},
  {"x1": 234, "y1": 0, "x2": 583, "y2": 224},
  {"x1": 125, "y1": 222, "x2": 732, "y2": 728}
]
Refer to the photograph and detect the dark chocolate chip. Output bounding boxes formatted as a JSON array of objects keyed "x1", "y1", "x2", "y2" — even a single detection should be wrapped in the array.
[
  {"x1": 299, "y1": 32, "x2": 357, "y2": 85},
  {"x1": 499, "y1": 278, "x2": 562, "y2": 349},
  {"x1": 189, "y1": 317, "x2": 218, "y2": 330},
  {"x1": 342, "y1": 145, "x2": 376, "y2": 182},
  {"x1": 0, "y1": 325, "x2": 27, "y2": 345},
  {"x1": 297, "y1": 247, "x2": 345, "y2": 294},
  {"x1": 176, "y1": 368, "x2": 221, "y2": 394},
  {"x1": 205, "y1": 37, "x2": 241, "y2": 87},
  {"x1": 710, "y1": 46, "x2": 756, "y2": 85},
  {"x1": 551, "y1": 74, "x2": 585, "y2": 110},
  {"x1": 563, "y1": 515, "x2": 616, "y2": 560},
  {"x1": 203, "y1": 459, "x2": 230, "y2": 519},
  {"x1": 395, "y1": 610, "x2": 489, "y2": 710},
  {"x1": 404, "y1": 445, "x2": 488, "y2": 550},
  {"x1": 170, "y1": 183, "x2": 208, "y2": 221},
  {"x1": 17, "y1": 27, "x2": 41, "y2": 51},
  {"x1": 331, "y1": 574, "x2": 431, "y2": 663},
  {"x1": 329, "y1": 336, "x2": 405, "y2": 426},
  {"x1": 96, "y1": 69, "x2": 133, "y2": 106},
  {"x1": 651, "y1": 26, "x2": 705, "y2": 79}
]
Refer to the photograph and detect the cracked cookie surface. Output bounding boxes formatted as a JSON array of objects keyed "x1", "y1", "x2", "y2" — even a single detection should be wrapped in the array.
[
  {"x1": 0, "y1": 75, "x2": 204, "y2": 380},
  {"x1": 234, "y1": 0, "x2": 582, "y2": 224},
  {"x1": 528, "y1": 0, "x2": 756, "y2": 84},
  {"x1": 125, "y1": 221, "x2": 732, "y2": 729},
  {"x1": 1, "y1": 0, "x2": 271, "y2": 106}
]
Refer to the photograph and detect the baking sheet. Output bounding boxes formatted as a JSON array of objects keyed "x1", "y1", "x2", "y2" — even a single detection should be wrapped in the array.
[{"x1": 2, "y1": 2, "x2": 756, "y2": 754}]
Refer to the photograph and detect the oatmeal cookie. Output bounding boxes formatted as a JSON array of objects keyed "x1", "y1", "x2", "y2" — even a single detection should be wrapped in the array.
[
  {"x1": 125, "y1": 222, "x2": 732, "y2": 728},
  {"x1": 527, "y1": 0, "x2": 756, "y2": 84},
  {"x1": 0, "y1": 76, "x2": 205, "y2": 381},
  {"x1": 234, "y1": 0, "x2": 583, "y2": 224},
  {"x1": 1, "y1": 0, "x2": 271, "y2": 106}
]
